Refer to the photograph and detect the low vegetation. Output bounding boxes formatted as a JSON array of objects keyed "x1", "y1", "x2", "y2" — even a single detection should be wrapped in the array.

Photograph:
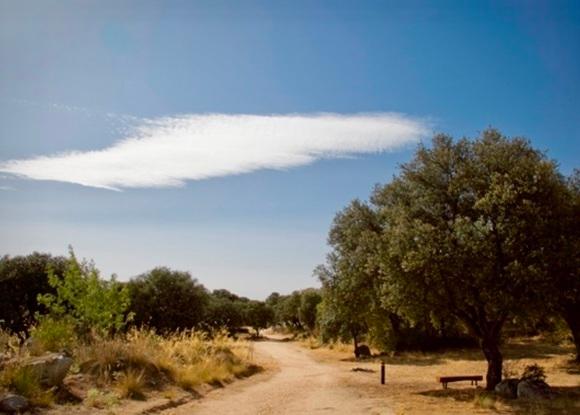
[
  {"x1": 0, "y1": 252, "x2": 256, "y2": 412},
  {"x1": 0, "y1": 324, "x2": 254, "y2": 410}
]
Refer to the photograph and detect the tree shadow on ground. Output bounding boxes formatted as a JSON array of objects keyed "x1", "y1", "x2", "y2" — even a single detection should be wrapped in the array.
[
  {"x1": 375, "y1": 339, "x2": 575, "y2": 366},
  {"x1": 502, "y1": 339, "x2": 575, "y2": 360},
  {"x1": 561, "y1": 360, "x2": 580, "y2": 375},
  {"x1": 343, "y1": 354, "x2": 445, "y2": 366},
  {"x1": 251, "y1": 335, "x2": 292, "y2": 343},
  {"x1": 418, "y1": 385, "x2": 580, "y2": 415}
]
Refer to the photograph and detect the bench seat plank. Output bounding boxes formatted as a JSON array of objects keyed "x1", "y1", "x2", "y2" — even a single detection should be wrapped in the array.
[{"x1": 437, "y1": 375, "x2": 483, "y2": 389}]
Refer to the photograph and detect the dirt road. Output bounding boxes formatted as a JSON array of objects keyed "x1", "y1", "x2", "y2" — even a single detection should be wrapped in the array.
[{"x1": 169, "y1": 338, "x2": 393, "y2": 415}]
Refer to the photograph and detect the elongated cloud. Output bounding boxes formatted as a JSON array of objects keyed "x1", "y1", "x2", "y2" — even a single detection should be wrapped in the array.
[{"x1": 0, "y1": 113, "x2": 430, "y2": 190}]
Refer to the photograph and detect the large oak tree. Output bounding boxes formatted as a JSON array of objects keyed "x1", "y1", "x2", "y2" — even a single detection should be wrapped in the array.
[{"x1": 372, "y1": 129, "x2": 566, "y2": 389}]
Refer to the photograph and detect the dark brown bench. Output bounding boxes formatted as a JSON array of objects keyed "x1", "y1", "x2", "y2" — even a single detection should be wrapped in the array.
[{"x1": 437, "y1": 375, "x2": 483, "y2": 389}]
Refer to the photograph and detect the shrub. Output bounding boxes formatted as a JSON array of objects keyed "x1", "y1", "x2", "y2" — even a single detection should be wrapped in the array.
[
  {"x1": 0, "y1": 364, "x2": 54, "y2": 407},
  {"x1": 521, "y1": 363, "x2": 547, "y2": 382},
  {"x1": 38, "y1": 248, "x2": 132, "y2": 338},
  {"x1": 29, "y1": 316, "x2": 77, "y2": 354},
  {"x1": 116, "y1": 369, "x2": 146, "y2": 400},
  {"x1": 0, "y1": 328, "x2": 20, "y2": 359}
]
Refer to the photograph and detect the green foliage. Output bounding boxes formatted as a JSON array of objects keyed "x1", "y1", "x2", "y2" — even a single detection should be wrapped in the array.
[
  {"x1": 37, "y1": 249, "x2": 132, "y2": 337},
  {"x1": 314, "y1": 200, "x2": 404, "y2": 352},
  {"x1": 318, "y1": 129, "x2": 571, "y2": 387},
  {"x1": 244, "y1": 301, "x2": 274, "y2": 336},
  {"x1": 205, "y1": 289, "x2": 248, "y2": 331},
  {"x1": 544, "y1": 169, "x2": 580, "y2": 360},
  {"x1": 268, "y1": 289, "x2": 322, "y2": 334},
  {"x1": 29, "y1": 316, "x2": 77, "y2": 354},
  {"x1": 275, "y1": 291, "x2": 303, "y2": 329},
  {"x1": 0, "y1": 252, "x2": 67, "y2": 333},
  {"x1": 297, "y1": 288, "x2": 322, "y2": 332},
  {"x1": 127, "y1": 267, "x2": 209, "y2": 332},
  {"x1": 371, "y1": 130, "x2": 566, "y2": 388}
]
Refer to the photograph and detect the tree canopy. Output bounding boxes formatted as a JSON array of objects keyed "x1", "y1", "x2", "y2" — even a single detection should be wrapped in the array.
[
  {"x1": 319, "y1": 129, "x2": 576, "y2": 389},
  {"x1": 38, "y1": 249, "x2": 132, "y2": 337},
  {"x1": 0, "y1": 252, "x2": 67, "y2": 333},
  {"x1": 127, "y1": 267, "x2": 209, "y2": 332}
]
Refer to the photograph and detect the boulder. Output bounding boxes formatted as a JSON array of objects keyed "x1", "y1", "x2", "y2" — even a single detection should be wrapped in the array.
[
  {"x1": 0, "y1": 394, "x2": 29, "y2": 413},
  {"x1": 494, "y1": 378, "x2": 519, "y2": 399},
  {"x1": 22, "y1": 353, "x2": 73, "y2": 387},
  {"x1": 354, "y1": 344, "x2": 371, "y2": 359},
  {"x1": 517, "y1": 379, "x2": 553, "y2": 400}
]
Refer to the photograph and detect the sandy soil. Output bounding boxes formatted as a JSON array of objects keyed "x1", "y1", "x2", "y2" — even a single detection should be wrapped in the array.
[
  {"x1": 304, "y1": 339, "x2": 580, "y2": 415},
  {"x1": 44, "y1": 336, "x2": 579, "y2": 415},
  {"x1": 164, "y1": 337, "x2": 393, "y2": 415}
]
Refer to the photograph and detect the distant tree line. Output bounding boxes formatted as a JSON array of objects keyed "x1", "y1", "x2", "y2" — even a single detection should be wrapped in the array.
[{"x1": 0, "y1": 252, "x2": 319, "y2": 340}]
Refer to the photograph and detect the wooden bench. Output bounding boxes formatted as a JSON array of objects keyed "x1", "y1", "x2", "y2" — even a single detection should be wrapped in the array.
[{"x1": 437, "y1": 375, "x2": 483, "y2": 389}]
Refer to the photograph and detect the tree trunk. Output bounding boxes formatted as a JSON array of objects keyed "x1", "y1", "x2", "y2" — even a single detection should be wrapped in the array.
[
  {"x1": 388, "y1": 313, "x2": 402, "y2": 351},
  {"x1": 481, "y1": 335, "x2": 503, "y2": 390},
  {"x1": 561, "y1": 305, "x2": 580, "y2": 361},
  {"x1": 351, "y1": 327, "x2": 359, "y2": 357}
]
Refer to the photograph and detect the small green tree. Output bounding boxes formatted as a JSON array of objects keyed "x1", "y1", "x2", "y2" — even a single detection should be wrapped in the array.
[
  {"x1": 244, "y1": 301, "x2": 274, "y2": 336},
  {"x1": 37, "y1": 249, "x2": 132, "y2": 337}
]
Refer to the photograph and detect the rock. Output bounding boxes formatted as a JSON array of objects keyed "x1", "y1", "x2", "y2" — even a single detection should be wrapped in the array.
[
  {"x1": 22, "y1": 353, "x2": 73, "y2": 387},
  {"x1": 495, "y1": 378, "x2": 519, "y2": 399},
  {"x1": 354, "y1": 345, "x2": 371, "y2": 359},
  {"x1": 62, "y1": 374, "x2": 90, "y2": 402},
  {"x1": 517, "y1": 379, "x2": 553, "y2": 400},
  {"x1": 0, "y1": 394, "x2": 29, "y2": 413}
]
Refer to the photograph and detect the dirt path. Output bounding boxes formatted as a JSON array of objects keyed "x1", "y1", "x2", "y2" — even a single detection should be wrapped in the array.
[{"x1": 167, "y1": 338, "x2": 393, "y2": 415}]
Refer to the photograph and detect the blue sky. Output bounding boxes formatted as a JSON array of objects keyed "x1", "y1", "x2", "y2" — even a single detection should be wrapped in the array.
[{"x1": 1, "y1": 0, "x2": 578, "y2": 298}]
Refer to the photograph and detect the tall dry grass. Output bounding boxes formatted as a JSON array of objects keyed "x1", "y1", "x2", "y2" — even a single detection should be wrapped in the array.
[
  {"x1": 0, "y1": 326, "x2": 256, "y2": 407},
  {"x1": 76, "y1": 329, "x2": 254, "y2": 396}
]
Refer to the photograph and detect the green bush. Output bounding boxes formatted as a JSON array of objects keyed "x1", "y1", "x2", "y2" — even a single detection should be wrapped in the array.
[
  {"x1": 29, "y1": 316, "x2": 77, "y2": 354},
  {"x1": 37, "y1": 248, "x2": 132, "y2": 338}
]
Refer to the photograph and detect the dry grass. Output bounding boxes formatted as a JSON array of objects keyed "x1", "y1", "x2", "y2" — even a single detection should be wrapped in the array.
[
  {"x1": 115, "y1": 369, "x2": 146, "y2": 400},
  {"x1": 76, "y1": 329, "x2": 254, "y2": 398},
  {"x1": 299, "y1": 335, "x2": 354, "y2": 354},
  {"x1": 306, "y1": 338, "x2": 580, "y2": 415},
  {"x1": 0, "y1": 363, "x2": 55, "y2": 407},
  {"x1": 0, "y1": 327, "x2": 256, "y2": 410},
  {"x1": 0, "y1": 328, "x2": 21, "y2": 358}
]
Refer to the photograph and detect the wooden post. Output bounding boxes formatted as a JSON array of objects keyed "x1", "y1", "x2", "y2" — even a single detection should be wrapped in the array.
[{"x1": 381, "y1": 360, "x2": 385, "y2": 384}]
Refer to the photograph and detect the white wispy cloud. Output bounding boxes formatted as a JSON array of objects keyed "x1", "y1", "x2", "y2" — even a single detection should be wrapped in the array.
[{"x1": 0, "y1": 113, "x2": 430, "y2": 190}]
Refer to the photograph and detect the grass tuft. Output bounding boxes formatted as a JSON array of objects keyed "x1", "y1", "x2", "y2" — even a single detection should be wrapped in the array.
[
  {"x1": 116, "y1": 369, "x2": 146, "y2": 400},
  {"x1": 0, "y1": 364, "x2": 54, "y2": 407}
]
